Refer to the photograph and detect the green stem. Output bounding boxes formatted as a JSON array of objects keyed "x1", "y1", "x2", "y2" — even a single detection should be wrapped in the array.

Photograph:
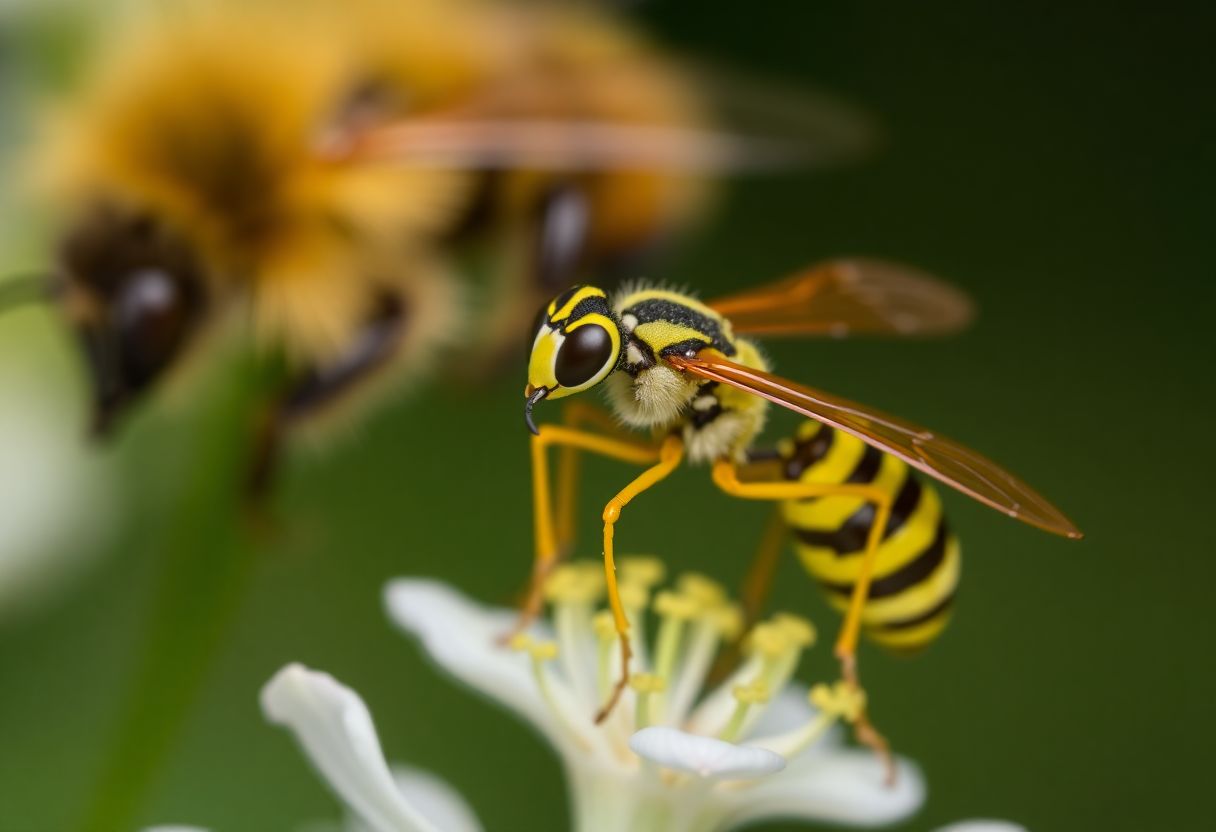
[{"x1": 80, "y1": 351, "x2": 273, "y2": 832}]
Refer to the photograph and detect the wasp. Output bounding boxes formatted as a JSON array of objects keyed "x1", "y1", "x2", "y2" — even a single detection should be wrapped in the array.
[
  {"x1": 520, "y1": 260, "x2": 1082, "y2": 763},
  {"x1": 2, "y1": 0, "x2": 855, "y2": 498}
]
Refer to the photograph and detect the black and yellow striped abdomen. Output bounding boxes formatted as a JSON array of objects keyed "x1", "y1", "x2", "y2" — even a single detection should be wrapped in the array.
[{"x1": 778, "y1": 421, "x2": 961, "y2": 652}]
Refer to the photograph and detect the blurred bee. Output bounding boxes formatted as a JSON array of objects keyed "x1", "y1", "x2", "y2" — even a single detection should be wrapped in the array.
[
  {"x1": 0, "y1": 0, "x2": 864, "y2": 497},
  {"x1": 520, "y1": 260, "x2": 1082, "y2": 764}
]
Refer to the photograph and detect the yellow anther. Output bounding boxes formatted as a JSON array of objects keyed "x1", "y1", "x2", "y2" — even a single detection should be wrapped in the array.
[
  {"x1": 708, "y1": 603, "x2": 744, "y2": 640},
  {"x1": 654, "y1": 590, "x2": 700, "y2": 620},
  {"x1": 617, "y1": 581, "x2": 650, "y2": 610},
  {"x1": 543, "y1": 566, "x2": 603, "y2": 604},
  {"x1": 629, "y1": 673, "x2": 667, "y2": 694},
  {"x1": 810, "y1": 681, "x2": 866, "y2": 723},
  {"x1": 619, "y1": 556, "x2": 666, "y2": 587},
  {"x1": 592, "y1": 610, "x2": 617, "y2": 641},
  {"x1": 772, "y1": 612, "x2": 817, "y2": 648},
  {"x1": 676, "y1": 572, "x2": 726, "y2": 606},
  {"x1": 745, "y1": 622, "x2": 790, "y2": 658},
  {"x1": 528, "y1": 640, "x2": 559, "y2": 662},
  {"x1": 732, "y1": 680, "x2": 771, "y2": 705},
  {"x1": 508, "y1": 633, "x2": 533, "y2": 652}
]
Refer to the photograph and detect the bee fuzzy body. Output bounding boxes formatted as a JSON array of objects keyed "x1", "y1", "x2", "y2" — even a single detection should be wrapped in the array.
[
  {"x1": 33, "y1": 0, "x2": 708, "y2": 461},
  {"x1": 777, "y1": 421, "x2": 961, "y2": 651}
]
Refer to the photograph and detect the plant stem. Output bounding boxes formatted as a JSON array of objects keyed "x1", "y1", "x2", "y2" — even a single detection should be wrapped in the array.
[{"x1": 80, "y1": 351, "x2": 272, "y2": 832}]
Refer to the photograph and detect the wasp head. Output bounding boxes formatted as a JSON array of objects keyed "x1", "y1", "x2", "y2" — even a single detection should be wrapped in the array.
[{"x1": 524, "y1": 285, "x2": 623, "y2": 434}]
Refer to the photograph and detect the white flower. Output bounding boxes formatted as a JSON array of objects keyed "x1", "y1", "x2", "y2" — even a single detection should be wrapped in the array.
[
  {"x1": 375, "y1": 561, "x2": 925, "y2": 831},
  {"x1": 262, "y1": 663, "x2": 484, "y2": 832},
  {"x1": 0, "y1": 360, "x2": 111, "y2": 618}
]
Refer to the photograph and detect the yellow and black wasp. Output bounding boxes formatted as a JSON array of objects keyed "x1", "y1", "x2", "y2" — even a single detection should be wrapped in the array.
[{"x1": 519, "y1": 260, "x2": 1082, "y2": 762}]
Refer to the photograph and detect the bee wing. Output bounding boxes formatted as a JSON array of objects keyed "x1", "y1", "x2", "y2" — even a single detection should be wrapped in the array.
[
  {"x1": 321, "y1": 118, "x2": 807, "y2": 172},
  {"x1": 708, "y1": 259, "x2": 976, "y2": 338},
  {"x1": 321, "y1": 62, "x2": 874, "y2": 173},
  {"x1": 665, "y1": 351, "x2": 1082, "y2": 539}
]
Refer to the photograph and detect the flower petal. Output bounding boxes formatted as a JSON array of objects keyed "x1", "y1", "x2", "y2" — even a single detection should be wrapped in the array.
[
  {"x1": 629, "y1": 726, "x2": 785, "y2": 780},
  {"x1": 721, "y1": 748, "x2": 925, "y2": 828},
  {"x1": 384, "y1": 579, "x2": 580, "y2": 754},
  {"x1": 389, "y1": 765, "x2": 484, "y2": 832},
  {"x1": 261, "y1": 663, "x2": 449, "y2": 832},
  {"x1": 935, "y1": 822, "x2": 1028, "y2": 832}
]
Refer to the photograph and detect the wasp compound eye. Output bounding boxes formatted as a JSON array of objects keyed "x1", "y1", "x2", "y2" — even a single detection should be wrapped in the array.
[{"x1": 555, "y1": 323, "x2": 612, "y2": 388}]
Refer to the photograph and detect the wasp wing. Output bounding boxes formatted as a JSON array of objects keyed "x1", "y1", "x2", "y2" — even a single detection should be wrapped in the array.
[
  {"x1": 665, "y1": 351, "x2": 1081, "y2": 539},
  {"x1": 707, "y1": 259, "x2": 975, "y2": 338}
]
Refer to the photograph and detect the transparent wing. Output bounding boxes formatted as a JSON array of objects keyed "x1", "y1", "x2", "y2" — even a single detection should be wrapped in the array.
[
  {"x1": 320, "y1": 117, "x2": 808, "y2": 172},
  {"x1": 666, "y1": 352, "x2": 1081, "y2": 539},
  {"x1": 318, "y1": 61, "x2": 874, "y2": 173},
  {"x1": 708, "y1": 259, "x2": 975, "y2": 338}
]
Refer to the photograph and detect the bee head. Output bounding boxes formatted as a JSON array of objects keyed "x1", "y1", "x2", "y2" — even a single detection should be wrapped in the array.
[
  {"x1": 60, "y1": 210, "x2": 208, "y2": 436},
  {"x1": 524, "y1": 285, "x2": 622, "y2": 434}
]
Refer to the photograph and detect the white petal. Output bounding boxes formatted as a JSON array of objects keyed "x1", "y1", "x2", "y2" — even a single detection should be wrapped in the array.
[
  {"x1": 384, "y1": 579, "x2": 579, "y2": 754},
  {"x1": 389, "y1": 765, "x2": 484, "y2": 832},
  {"x1": 0, "y1": 363, "x2": 111, "y2": 618},
  {"x1": 629, "y1": 726, "x2": 785, "y2": 780},
  {"x1": 261, "y1": 664, "x2": 447, "y2": 832},
  {"x1": 141, "y1": 827, "x2": 209, "y2": 832},
  {"x1": 935, "y1": 822, "x2": 1028, "y2": 832},
  {"x1": 721, "y1": 749, "x2": 925, "y2": 829},
  {"x1": 744, "y1": 684, "x2": 816, "y2": 740}
]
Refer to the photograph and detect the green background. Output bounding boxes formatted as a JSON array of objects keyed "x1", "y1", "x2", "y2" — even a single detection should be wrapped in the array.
[{"x1": 0, "y1": 1, "x2": 1212, "y2": 830}]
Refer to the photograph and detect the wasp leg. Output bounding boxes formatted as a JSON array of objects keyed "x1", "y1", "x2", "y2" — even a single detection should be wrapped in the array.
[
  {"x1": 554, "y1": 401, "x2": 631, "y2": 555},
  {"x1": 245, "y1": 293, "x2": 408, "y2": 515},
  {"x1": 507, "y1": 423, "x2": 663, "y2": 644},
  {"x1": 595, "y1": 434, "x2": 684, "y2": 723},
  {"x1": 711, "y1": 459, "x2": 897, "y2": 783}
]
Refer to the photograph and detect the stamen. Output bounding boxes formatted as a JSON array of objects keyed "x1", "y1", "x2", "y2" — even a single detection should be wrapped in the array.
[
  {"x1": 652, "y1": 590, "x2": 700, "y2": 683},
  {"x1": 593, "y1": 610, "x2": 617, "y2": 701},
  {"x1": 718, "y1": 681, "x2": 770, "y2": 743},
  {"x1": 618, "y1": 581, "x2": 653, "y2": 671},
  {"x1": 630, "y1": 673, "x2": 666, "y2": 729},
  {"x1": 666, "y1": 602, "x2": 743, "y2": 726},
  {"x1": 676, "y1": 573, "x2": 726, "y2": 607},
  {"x1": 752, "y1": 682, "x2": 866, "y2": 760},
  {"x1": 619, "y1": 556, "x2": 666, "y2": 589},
  {"x1": 546, "y1": 565, "x2": 605, "y2": 708},
  {"x1": 771, "y1": 613, "x2": 816, "y2": 649},
  {"x1": 511, "y1": 636, "x2": 592, "y2": 752}
]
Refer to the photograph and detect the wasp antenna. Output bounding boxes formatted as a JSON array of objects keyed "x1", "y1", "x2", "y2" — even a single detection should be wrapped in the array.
[{"x1": 0, "y1": 272, "x2": 58, "y2": 314}]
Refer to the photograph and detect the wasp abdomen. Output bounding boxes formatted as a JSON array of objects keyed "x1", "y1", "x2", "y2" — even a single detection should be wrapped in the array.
[{"x1": 779, "y1": 420, "x2": 961, "y2": 652}]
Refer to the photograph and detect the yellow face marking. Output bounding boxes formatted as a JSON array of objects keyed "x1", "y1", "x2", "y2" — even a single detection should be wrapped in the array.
[{"x1": 550, "y1": 286, "x2": 607, "y2": 325}]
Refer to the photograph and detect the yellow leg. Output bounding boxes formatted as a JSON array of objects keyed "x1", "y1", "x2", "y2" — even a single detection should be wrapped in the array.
[
  {"x1": 510, "y1": 423, "x2": 661, "y2": 642},
  {"x1": 595, "y1": 434, "x2": 685, "y2": 723},
  {"x1": 712, "y1": 459, "x2": 896, "y2": 781},
  {"x1": 741, "y1": 508, "x2": 789, "y2": 628},
  {"x1": 554, "y1": 401, "x2": 628, "y2": 554}
]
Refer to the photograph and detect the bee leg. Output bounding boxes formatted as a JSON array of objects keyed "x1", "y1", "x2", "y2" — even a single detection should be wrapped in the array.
[
  {"x1": 504, "y1": 422, "x2": 662, "y2": 645},
  {"x1": 242, "y1": 294, "x2": 409, "y2": 519},
  {"x1": 710, "y1": 460, "x2": 897, "y2": 782},
  {"x1": 595, "y1": 434, "x2": 684, "y2": 723},
  {"x1": 535, "y1": 182, "x2": 592, "y2": 293}
]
